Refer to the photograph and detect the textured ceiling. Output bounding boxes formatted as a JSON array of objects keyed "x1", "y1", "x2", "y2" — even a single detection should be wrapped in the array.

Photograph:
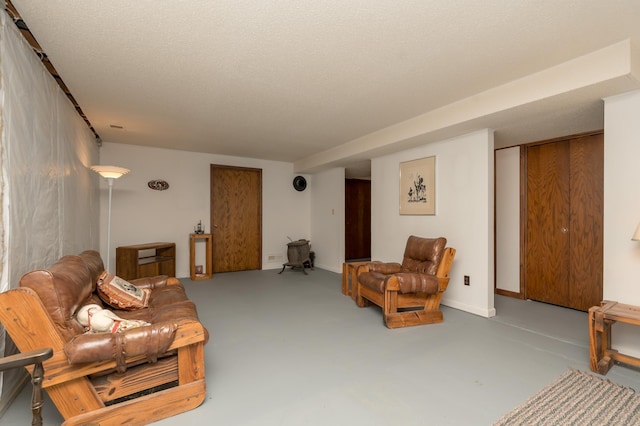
[{"x1": 9, "y1": 1, "x2": 640, "y2": 177}]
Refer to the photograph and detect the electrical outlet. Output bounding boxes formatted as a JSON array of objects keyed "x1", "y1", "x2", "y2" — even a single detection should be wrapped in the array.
[{"x1": 464, "y1": 275, "x2": 470, "y2": 286}]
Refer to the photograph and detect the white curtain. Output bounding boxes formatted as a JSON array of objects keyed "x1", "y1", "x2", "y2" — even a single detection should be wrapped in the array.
[{"x1": 0, "y1": 9, "x2": 100, "y2": 403}]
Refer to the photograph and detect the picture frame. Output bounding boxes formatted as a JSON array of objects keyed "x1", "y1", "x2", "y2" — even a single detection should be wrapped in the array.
[{"x1": 399, "y1": 156, "x2": 435, "y2": 215}]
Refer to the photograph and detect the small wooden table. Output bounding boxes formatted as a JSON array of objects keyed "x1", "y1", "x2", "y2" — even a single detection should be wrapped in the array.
[
  {"x1": 342, "y1": 261, "x2": 369, "y2": 302},
  {"x1": 589, "y1": 300, "x2": 640, "y2": 374},
  {"x1": 190, "y1": 233, "x2": 212, "y2": 280}
]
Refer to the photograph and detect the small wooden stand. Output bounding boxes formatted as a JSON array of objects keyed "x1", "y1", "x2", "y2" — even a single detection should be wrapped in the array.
[
  {"x1": 342, "y1": 261, "x2": 369, "y2": 302},
  {"x1": 190, "y1": 233, "x2": 212, "y2": 280},
  {"x1": 589, "y1": 300, "x2": 640, "y2": 374}
]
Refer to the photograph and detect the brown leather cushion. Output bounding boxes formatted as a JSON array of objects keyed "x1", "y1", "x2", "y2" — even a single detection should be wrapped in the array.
[
  {"x1": 358, "y1": 236, "x2": 446, "y2": 295},
  {"x1": 64, "y1": 321, "x2": 178, "y2": 367},
  {"x1": 78, "y1": 250, "x2": 105, "y2": 291},
  {"x1": 401, "y1": 236, "x2": 446, "y2": 275},
  {"x1": 366, "y1": 261, "x2": 401, "y2": 275},
  {"x1": 114, "y1": 286, "x2": 201, "y2": 324},
  {"x1": 19, "y1": 255, "x2": 93, "y2": 340},
  {"x1": 395, "y1": 273, "x2": 439, "y2": 294},
  {"x1": 358, "y1": 271, "x2": 389, "y2": 293}
]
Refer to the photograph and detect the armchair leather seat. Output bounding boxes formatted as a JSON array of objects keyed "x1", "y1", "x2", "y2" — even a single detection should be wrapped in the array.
[
  {"x1": 356, "y1": 235, "x2": 455, "y2": 328},
  {"x1": 358, "y1": 271, "x2": 391, "y2": 293}
]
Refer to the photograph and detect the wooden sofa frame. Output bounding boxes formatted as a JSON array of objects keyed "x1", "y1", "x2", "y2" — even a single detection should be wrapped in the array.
[
  {"x1": 0, "y1": 277, "x2": 207, "y2": 425},
  {"x1": 356, "y1": 247, "x2": 456, "y2": 328}
]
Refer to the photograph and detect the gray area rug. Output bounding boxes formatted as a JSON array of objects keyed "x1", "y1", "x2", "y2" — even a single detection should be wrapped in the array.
[{"x1": 494, "y1": 369, "x2": 640, "y2": 425}]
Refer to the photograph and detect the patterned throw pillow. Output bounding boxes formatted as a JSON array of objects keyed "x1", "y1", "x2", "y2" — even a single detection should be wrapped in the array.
[{"x1": 96, "y1": 271, "x2": 151, "y2": 310}]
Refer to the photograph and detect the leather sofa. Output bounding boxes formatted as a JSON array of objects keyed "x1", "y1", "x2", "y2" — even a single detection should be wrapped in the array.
[{"x1": 0, "y1": 250, "x2": 209, "y2": 425}]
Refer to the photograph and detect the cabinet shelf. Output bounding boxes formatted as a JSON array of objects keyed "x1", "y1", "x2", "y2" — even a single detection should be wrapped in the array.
[
  {"x1": 116, "y1": 242, "x2": 176, "y2": 280},
  {"x1": 138, "y1": 256, "x2": 174, "y2": 265}
]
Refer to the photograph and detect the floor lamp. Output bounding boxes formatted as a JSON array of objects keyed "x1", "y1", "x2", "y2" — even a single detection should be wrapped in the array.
[{"x1": 91, "y1": 165, "x2": 130, "y2": 271}]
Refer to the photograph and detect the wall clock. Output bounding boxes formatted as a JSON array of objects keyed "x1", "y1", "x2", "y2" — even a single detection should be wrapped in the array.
[{"x1": 293, "y1": 176, "x2": 307, "y2": 191}]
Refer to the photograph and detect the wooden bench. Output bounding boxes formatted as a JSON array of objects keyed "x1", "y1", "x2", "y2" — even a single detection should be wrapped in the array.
[{"x1": 589, "y1": 300, "x2": 640, "y2": 374}]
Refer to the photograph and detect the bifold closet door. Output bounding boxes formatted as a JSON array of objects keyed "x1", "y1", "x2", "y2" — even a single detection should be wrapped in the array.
[
  {"x1": 525, "y1": 141, "x2": 571, "y2": 307},
  {"x1": 525, "y1": 133, "x2": 603, "y2": 311},
  {"x1": 567, "y1": 134, "x2": 603, "y2": 311}
]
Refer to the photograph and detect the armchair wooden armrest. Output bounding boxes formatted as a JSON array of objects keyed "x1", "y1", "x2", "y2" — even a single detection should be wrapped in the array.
[
  {"x1": 0, "y1": 347, "x2": 53, "y2": 426},
  {"x1": 0, "y1": 347, "x2": 53, "y2": 371},
  {"x1": 365, "y1": 261, "x2": 402, "y2": 275}
]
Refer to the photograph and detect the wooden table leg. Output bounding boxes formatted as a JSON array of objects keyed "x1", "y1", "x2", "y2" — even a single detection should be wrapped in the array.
[
  {"x1": 589, "y1": 306, "x2": 615, "y2": 374},
  {"x1": 31, "y1": 361, "x2": 46, "y2": 426},
  {"x1": 342, "y1": 263, "x2": 348, "y2": 295},
  {"x1": 589, "y1": 306, "x2": 601, "y2": 372},
  {"x1": 349, "y1": 264, "x2": 360, "y2": 302}
]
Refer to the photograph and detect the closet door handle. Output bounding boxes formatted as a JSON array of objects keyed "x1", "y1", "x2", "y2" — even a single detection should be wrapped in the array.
[{"x1": 561, "y1": 227, "x2": 569, "y2": 233}]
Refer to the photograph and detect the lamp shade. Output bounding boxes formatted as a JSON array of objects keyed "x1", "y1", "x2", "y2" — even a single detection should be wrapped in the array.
[
  {"x1": 633, "y1": 223, "x2": 640, "y2": 241},
  {"x1": 90, "y1": 165, "x2": 130, "y2": 179}
]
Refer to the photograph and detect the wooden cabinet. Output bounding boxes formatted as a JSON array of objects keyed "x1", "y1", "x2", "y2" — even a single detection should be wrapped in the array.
[
  {"x1": 116, "y1": 242, "x2": 176, "y2": 280},
  {"x1": 190, "y1": 234, "x2": 212, "y2": 280}
]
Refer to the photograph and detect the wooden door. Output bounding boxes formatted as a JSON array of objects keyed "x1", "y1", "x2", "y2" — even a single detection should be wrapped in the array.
[
  {"x1": 568, "y1": 133, "x2": 603, "y2": 310},
  {"x1": 210, "y1": 165, "x2": 262, "y2": 273},
  {"x1": 525, "y1": 141, "x2": 571, "y2": 306},
  {"x1": 524, "y1": 133, "x2": 603, "y2": 311},
  {"x1": 345, "y1": 179, "x2": 371, "y2": 260}
]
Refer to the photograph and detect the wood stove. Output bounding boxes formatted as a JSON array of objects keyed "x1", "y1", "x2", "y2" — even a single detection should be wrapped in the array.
[{"x1": 278, "y1": 239, "x2": 312, "y2": 275}]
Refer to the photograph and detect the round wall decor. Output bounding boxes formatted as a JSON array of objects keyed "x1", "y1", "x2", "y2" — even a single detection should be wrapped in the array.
[
  {"x1": 293, "y1": 176, "x2": 307, "y2": 191},
  {"x1": 148, "y1": 179, "x2": 169, "y2": 191}
]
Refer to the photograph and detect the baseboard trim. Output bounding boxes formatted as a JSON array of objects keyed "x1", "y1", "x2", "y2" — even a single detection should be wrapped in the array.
[{"x1": 443, "y1": 299, "x2": 496, "y2": 318}]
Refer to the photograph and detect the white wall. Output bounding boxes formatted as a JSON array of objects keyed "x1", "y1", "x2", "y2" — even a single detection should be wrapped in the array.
[
  {"x1": 603, "y1": 89, "x2": 640, "y2": 355},
  {"x1": 371, "y1": 129, "x2": 495, "y2": 317},
  {"x1": 495, "y1": 146, "x2": 521, "y2": 293},
  {"x1": 99, "y1": 142, "x2": 311, "y2": 277},
  {"x1": 310, "y1": 167, "x2": 345, "y2": 273},
  {"x1": 603, "y1": 89, "x2": 640, "y2": 302}
]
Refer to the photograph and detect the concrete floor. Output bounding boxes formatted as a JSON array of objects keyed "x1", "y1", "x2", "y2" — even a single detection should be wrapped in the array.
[{"x1": 4, "y1": 268, "x2": 640, "y2": 425}]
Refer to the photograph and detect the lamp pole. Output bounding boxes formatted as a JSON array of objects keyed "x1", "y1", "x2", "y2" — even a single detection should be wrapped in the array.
[
  {"x1": 105, "y1": 177, "x2": 114, "y2": 271},
  {"x1": 90, "y1": 165, "x2": 130, "y2": 271}
]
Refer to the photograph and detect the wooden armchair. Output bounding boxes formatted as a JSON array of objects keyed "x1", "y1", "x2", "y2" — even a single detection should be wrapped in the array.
[
  {"x1": 0, "y1": 251, "x2": 208, "y2": 425},
  {"x1": 356, "y1": 236, "x2": 455, "y2": 328},
  {"x1": 0, "y1": 347, "x2": 53, "y2": 426}
]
